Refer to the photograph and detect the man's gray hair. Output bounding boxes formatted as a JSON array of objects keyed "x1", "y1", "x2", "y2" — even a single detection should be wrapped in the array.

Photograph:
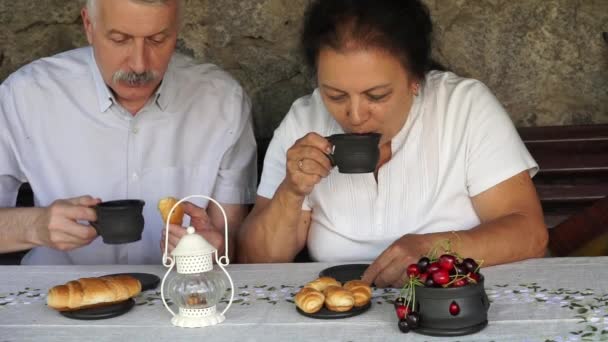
[{"x1": 85, "y1": 0, "x2": 183, "y2": 24}]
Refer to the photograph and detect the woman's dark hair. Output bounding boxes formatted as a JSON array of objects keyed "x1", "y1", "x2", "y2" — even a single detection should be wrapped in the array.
[{"x1": 301, "y1": 0, "x2": 434, "y2": 81}]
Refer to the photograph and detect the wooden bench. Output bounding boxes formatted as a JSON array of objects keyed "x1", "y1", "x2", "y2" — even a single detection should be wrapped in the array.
[{"x1": 518, "y1": 124, "x2": 608, "y2": 256}]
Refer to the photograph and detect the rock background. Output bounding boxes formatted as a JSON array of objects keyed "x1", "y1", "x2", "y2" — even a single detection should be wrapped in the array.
[{"x1": 1, "y1": 0, "x2": 606, "y2": 139}]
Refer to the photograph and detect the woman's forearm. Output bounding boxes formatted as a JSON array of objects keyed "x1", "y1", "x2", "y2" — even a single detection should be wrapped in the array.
[
  {"x1": 434, "y1": 212, "x2": 548, "y2": 266},
  {"x1": 238, "y1": 182, "x2": 308, "y2": 263}
]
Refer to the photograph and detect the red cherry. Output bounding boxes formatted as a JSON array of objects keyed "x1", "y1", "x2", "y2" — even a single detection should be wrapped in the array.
[
  {"x1": 406, "y1": 264, "x2": 420, "y2": 278},
  {"x1": 439, "y1": 254, "x2": 457, "y2": 271},
  {"x1": 427, "y1": 262, "x2": 441, "y2": 273},
  {"x1": 432, "y1": 269, "x2": 450, "y2": 285},
  {"x1": 467, "y1": 272, "x2": 481, "y2": 284},
  {"x1": 462, "y1": 258, "x2": 479, "y2": 273},
  {"x1": 396, "y1": 305, "x2": 410, "y2": 320},
  {"x1": 449, "y1": 301, "x2": 460, "y2": 315},
  {"x1": 417, "y1": 272, "x2": 429, "y2": 283},
  {"x1": 452, "y1": 278, "x2": 468, "y2": 287}
]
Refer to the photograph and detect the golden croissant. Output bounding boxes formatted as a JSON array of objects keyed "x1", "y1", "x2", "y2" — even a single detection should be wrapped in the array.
[
  {"x1": 323, "y1": 286, "x2": 354, "y2": 312},
  {"x1": 305, "y1": 276, "x2": 341, "y2": 292},
  {"x1": 294, "y1": 287, "x2": 325, "y2": 314},
  {"x1": 343, "y1": 280, "x2": 372, "y2": 307},
  {"x1": 47, "y1": 275, "x2": 141, "y2": 311},
  {"x1": 158, "y1": 196, "x2": 184, "y2": 225}
]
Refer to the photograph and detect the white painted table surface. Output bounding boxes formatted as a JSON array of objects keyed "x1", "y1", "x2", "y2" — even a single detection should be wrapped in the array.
[{"x1": 1, "y1": 257, "x2": 607, "y2": 341}]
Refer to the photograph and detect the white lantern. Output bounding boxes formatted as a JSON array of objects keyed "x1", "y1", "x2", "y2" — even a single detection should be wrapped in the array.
[{"x1": 160, "y1": 195, "x2": 235, "y2": 328}]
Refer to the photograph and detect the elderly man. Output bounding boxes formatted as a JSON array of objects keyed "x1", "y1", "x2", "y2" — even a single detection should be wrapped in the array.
[{"x1": 0, "y1": 0, "x2": 257, "y2": 264}]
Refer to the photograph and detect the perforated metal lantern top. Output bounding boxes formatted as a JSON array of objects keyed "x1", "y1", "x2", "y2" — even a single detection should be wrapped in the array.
[{"x1": 172, "y1": 227, "x2": 215, "y2": 274}]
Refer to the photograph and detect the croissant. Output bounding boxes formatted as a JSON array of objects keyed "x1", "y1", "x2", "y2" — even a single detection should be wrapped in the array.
[
  {"x1": 158, "y1": 197, "x2": 184, "y2": 225},
  {"x1": 324, "y1": 286, "x2": 354, "y2": 312},
  {"x1": 294, "y1": 287, "x2": 325, "y2": 314},
  {"x1": 343, "y1": 280, "x2": 372, "y2": 307},
  {"x1": 305, "y1": 277, "x2": 341, "y2": 292},
  {"x1": 47, "y1": 275, "x2": 141, "y2": 311}
]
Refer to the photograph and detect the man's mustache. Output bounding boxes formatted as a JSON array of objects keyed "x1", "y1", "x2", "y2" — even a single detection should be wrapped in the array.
[{"x1": 112, "y1": 70, "x2": 158, "y2": 86}]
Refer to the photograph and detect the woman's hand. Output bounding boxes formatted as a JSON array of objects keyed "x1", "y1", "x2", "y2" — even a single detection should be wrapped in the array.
[
  {"x1": 362, "y1": 234, "x2": 432, "y2": 288},
  {"x1": 283, "y1": 133, "x2": 334, "y2": 197}
]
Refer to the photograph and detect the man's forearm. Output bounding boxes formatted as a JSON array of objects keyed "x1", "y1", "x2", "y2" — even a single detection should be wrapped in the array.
[{"x1": 0, "y1": 207, "x2": 44, "y2": 253}]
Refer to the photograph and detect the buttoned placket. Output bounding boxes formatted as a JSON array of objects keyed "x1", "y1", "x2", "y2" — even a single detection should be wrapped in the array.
[
  {"x1": 374, "y1": 166, "x2": 387, "y2": 236},
  {"x1": 113, "y1": 106, "x2": 144, "y2": 264}
]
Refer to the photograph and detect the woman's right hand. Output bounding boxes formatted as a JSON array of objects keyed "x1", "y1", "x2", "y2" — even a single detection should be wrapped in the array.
[{"x1": 284, "y1": 132, "x2": 334, "y2": 197}]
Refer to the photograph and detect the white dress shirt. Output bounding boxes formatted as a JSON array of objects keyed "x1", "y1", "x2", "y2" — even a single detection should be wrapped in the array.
[
  {"x1": 258, "y1": 71, "x2": 538, "y2": 262},
  {"x1": 0, "y1": 47, "x2": 257, "y2": 265}
]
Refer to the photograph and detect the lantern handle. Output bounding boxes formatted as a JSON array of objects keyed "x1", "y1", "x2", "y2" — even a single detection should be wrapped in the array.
[
  {"x1": 160, "y1": 257, "x2": 177, "y2": 317},
  {"x1": 215, "y1": 250, "x2": 235, "y2": 315},
  {"x1": 162, "y1": 195, "x2": 231, "y2": 267}
]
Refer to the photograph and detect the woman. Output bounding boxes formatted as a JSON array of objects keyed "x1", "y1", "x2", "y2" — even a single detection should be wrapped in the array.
[{"x1": 238, "y1": 0, "x2": 548, "y2": 287}]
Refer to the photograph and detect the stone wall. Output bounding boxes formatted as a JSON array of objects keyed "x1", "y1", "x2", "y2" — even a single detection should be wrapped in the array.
[{"x1": 1, "y1": 0, "x2": 606, "y2": 139}]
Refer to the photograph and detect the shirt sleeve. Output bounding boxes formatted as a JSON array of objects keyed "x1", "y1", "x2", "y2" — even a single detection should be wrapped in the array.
[
  {"x1": 257, "y1": 102, "x2": 313, "y2": 210},
  {"x1": 0, "y1": 82, "x2": 26, "y2": 207},
  {"x1": 464, "y1": 82, "x2": 538, "y2": 197},
  {"x1": 211, "y1": 86, "x2": 257, "y2": 204}
]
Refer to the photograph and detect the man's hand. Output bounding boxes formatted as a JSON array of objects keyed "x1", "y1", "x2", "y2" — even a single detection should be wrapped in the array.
[
  {"x1": 160, "y1": 201, "x2": 224, "y2": 255},
  {"x1": 362, "y1": 234, "x2": 431, "y2": 288},
  {"x1": 34, "y1": 195, "x2": 101, "y2": 251}
]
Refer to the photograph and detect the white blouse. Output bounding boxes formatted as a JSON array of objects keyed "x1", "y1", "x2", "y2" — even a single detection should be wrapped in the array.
[{"x1": 258, "y1": 71, "x2": 538, "y2": 262}]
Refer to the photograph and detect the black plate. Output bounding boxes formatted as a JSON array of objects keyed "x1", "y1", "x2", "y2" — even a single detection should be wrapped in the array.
[
  {"x1": 296, "y1": 301, "x2": 371, "y2": 319},
  {"x1": 318, "y1": 264, "x2": 370, "y2": 284},
  {"x1": 59, "y1": 299, "x2": 135, "y2": 320},
  {"x1": 102, "y1": 272, "x2": 160, "y2": 291}
]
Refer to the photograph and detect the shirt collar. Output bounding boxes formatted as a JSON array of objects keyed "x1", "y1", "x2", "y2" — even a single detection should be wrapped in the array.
[
  {"x1": 155, "y1": 56, "x2": 175, "y2": 112},
  {"x1": 87, "y1": 46, "x2": 174, "y2": 113},
  {"x1": 87, "y1": 47, "x2": 115, "y2": 113}
]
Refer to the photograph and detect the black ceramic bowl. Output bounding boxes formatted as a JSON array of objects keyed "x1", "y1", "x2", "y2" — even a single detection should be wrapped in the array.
[{"x1": 412, "y1": 276, "x2": 490, "y2": 337}]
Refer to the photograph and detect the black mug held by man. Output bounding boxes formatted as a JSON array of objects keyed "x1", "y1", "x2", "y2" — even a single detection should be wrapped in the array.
[
  {"x1": 326, "y1": 133, "x2": 381, "y2": 173},
  {"x1": 90, "y1": 200, "x2": 145, "y2": 244}
]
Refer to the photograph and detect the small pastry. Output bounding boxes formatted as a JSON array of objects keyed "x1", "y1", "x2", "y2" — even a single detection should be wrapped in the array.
[
  {"x1": 295, "y1": 287, "x2": 325, "y2": 314},
  {"x1": 158, "y1": 196, "x2": 184, "y2": 225},
  {"x1": 324, "y1": 286, "x2": 354, "y2": 312},
  {"x1": 305, "y1": 276, "x2": 341, "y2": 292},
  {"x1": 343, "y1": 280, "x2": 372, "y2": 307}
]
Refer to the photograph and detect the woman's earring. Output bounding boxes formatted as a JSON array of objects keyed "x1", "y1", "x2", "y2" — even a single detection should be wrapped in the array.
[{"x1": 412, "y1": 82, "x2": 420, "y2": 96}]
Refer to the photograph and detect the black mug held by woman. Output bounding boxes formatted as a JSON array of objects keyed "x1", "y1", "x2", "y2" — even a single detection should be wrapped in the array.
[
  {"x1": 326, "y1": 133, "x2": 381, "y2": 173},
  {"x1": 90, "y1": 199, "x2": 145, "y2": 244}
]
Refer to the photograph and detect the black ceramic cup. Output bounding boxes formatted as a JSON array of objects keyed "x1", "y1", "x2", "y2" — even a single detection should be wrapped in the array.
[
  {"x1": 413, "y1": 276, "x2": 490, "y2": 337},
  {"x1": 326, "y1": 133, "x2": 381, "y2": 173},
  {"x1": 91, "y1": 200, "x2": 145, "y2": 244}
]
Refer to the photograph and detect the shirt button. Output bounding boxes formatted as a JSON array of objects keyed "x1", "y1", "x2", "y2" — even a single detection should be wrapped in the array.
[
  {"x1": 132, "y1": 173, "x2": 139, "y2": 181},
  {"x1": 132, "y1": 127, "x2": 139, "y2": 134}
]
